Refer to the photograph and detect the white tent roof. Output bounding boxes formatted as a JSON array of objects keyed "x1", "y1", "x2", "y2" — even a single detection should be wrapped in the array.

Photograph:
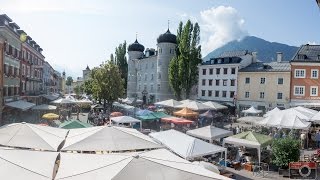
[
  {"x1": 202, "y1": 101, "x2": 228, "y2": 110},
  {"x1": 149, "y1": 129, "x2": 226, "y2": 160},
  {"x1": 111, "y1": 116, "x2": 141, "y2": 124},
  {"x1": 186, "y1": 125, "x2": 233, "y2": 141},
  {"x1": 263, "y1": 107, "x2": 281, "y2": 117},
  {"x1": 180, "y1": 99, "x2": 195, "y2": 104},
  {"x1": 55, "y1": 149, "x2": 230, "y2": 180},
  {"x1": 0, "y1": 149, "x2": 58, "y2": 180},
  {"x1": 32, "y1": 104, "x2": 57, "y2": 110},
  {"x1": 76, "y1": 99, "x2": 93, "y2": 104},
  {"x1": 0, "y1": 122, "x2": 68, "y2": 151},
  {"x1": 176, "y1": 101, "x2": 213, "y2": 111},
  {"x1": 311, "y1": 111, "x2": 320, "y2": 123},
  {"x1": 5, "y1": 100, "x2": 36, "y2": 111},
  {"x1": 258, "y1": 108, "x2": 312, "y2": 129},
  {"x1": 42, "y1": 94, "x2": 60, "y2": 101},
  {"x1": 242, "y1": 106, "x2": 262, "y2": 114},
  {"x1": 293, "y1": 106, "x2": 318, "y2": 120},
  {"x1": 237, "y1": 116, "x2": 264, "y2": 123},
  {"x1": 62, "y1": 126, "x2": 162, "y2": 151},
  {"x1": 52, "y1": 98, "x2": 75, "y2": 104},
  {"x1": 154, "y1": 99, "x2": 182, "y2": 108}
]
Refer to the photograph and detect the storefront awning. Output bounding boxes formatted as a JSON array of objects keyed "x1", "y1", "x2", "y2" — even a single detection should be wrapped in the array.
[{"x1": 5, "y1": 100, "x2": 36, "y2": 111}]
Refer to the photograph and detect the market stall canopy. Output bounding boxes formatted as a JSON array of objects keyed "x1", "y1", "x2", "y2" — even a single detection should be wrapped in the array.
[
  {"x1": 223, "y1": 131, "x2": 272, "y2": 163},
  {"x1": 263, "y1": 107, "x2": 281, "y2": 117},
  {"x1": 0, "y1": 122, "x2": 68, "y2": 151},
  {"x1": 180, "y1": 99, "x2": 195, "y2": 104},
  {"x1": 137, "y1": 114, "x2": 158, "y2": 121},
  {"x1": 59, "y1": 120, "x2": 92, "y2": 129},
  {"x1": 0, "y1": 149, "x2": 58, "y2": 180},
  {"x1": 174, "y1": 107, "x2": 199, "y2": 117},
  {"x1": 258, "y1": 108, "x2": 312, "y2": 129},
  {"x1": 110, "y1": 116, "x2": 141, "y2": 124},
  {"x1": 237, "y1": 116, "x2": 264, "y2": 123},
  {"x1": 149, "y1": 129, "x2": 226, "y2": 160},
  {"x1": 242, "y1": 106, "x2": 262, "y2": 114},
  {"x1": 42, "y1": 94, "x2": 60, "y2": 101},
  {"x1": 161, "y1": 117, "x2": 193, "y2": 125},
  {"x1": 76, "y1": 99, "x2": 93, "y2": 104},
  {"x1": 135, "y1": 109, "x2": 153, "y2": 116},
  {"x1": 62, "y1": 126, "x2": 162, "y2": 152},
  {"x1": 154, "y1": 99, "x2": 182, "y2": 108},
  {"x1": 202, "y1": 101, "x2": 228, "y2": 110},
  {"x1": 292, "y1": 106, "x2": 318, "y2": 119},
  {"x1": 32, "y1": 104, "x2": 57, "y2": 110},
  {"x1": 5, "y1": 100, "x2": 36, "y2": 111},
  {"x1": 110, "y1": 111, "x2": 123, "y2": 117},
  {"x1": 151, "y1": 112, "x2": 171, "y2": 119},
  {"x1": 192, "y1": 161, "x2": 220, "y2": 174},
  {"x1": 199, "y1": 110, "x2": 214, "y2": 118},
  {"x1": 55, "y1": 149, "x2": 230, "y2": 180},
  {"x1": 177, "y1": 101, "x2": 212, "y2": 111},
  {"x1": 310, "y1": 111, "x2": 320, "y2": 123},
  {"x1": 186, "y1": 125, "x2": 233, "y2": 141},
  {"x1": 52, "y1": 98, "x2": 75, "y2": 104}
]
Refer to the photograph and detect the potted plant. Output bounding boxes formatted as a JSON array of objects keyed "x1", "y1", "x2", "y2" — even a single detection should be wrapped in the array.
[{"x1": 271, "y1": 137, "x2": 300, "y2": 177}]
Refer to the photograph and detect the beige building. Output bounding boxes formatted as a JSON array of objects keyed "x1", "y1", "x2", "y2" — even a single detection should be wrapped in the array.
[{"x1": 237, "y1": 53, "x2": 291, "y2": 113}]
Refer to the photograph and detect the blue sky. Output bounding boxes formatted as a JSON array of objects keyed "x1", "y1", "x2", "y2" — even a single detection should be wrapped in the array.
[{"x1": 1, "y1": 0, "x2": 319, "y2": 78}]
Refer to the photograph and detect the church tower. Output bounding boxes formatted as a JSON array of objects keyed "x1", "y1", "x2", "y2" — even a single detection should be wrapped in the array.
[
  {"x1": 127, "y1": 39, "x2": 144, "y2": 98},
  {"x1": 156, "y1": 29, "x2": 177, "y2": 101}
]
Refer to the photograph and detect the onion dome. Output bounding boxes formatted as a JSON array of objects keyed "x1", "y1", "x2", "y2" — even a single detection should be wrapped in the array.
[
  {"x1": 157, "y1": 29, "x2": 177, "y2": 44},
  {"x1": 128, "y1": 39, "x2": 145, "y2": 52},
  {"x1": 62, "y1": 71, "x2": 66, "y2": 76}
]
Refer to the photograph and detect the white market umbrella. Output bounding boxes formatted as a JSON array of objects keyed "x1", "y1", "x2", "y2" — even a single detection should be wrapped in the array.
[
  {"x1": 186, "y1": 125, "x2": 233, "y2": 142},
  {"x1": 293, "y1": 106, "x2": 318, "y2": 119},
  {"x1": 62, "y1": 126, "x2": 162, "y2": 152},
  {"x1": 149, "y1": 129, "x2": 226, "y2": 160},
  {"x1": 258, "y1": 109, "x2": 311, "y2": 130},
  {"x1": 154, "y1": 99, "x2": 182, "y2": 108},
  {"x1": 202, "y1": 101, "x2": 228, "y2": 110},
  {"x1": 55, "y1": 149, "x2": 230, "y2": 180},
  {"x1": 176, "y1": 101, "x2": 213, "y2": 111},
  {"x1": 0, "y1": 149, "x2": 58, "y2": 180},
  {"x1": 0, "y1": 122, "x2": 68, "y2": 151},
  {"x1": 263, "y1": 107, "x2": 281, "y2": 117},
  {"x1": 242, "y1": 106, "x2": 262, "y2": 114}
]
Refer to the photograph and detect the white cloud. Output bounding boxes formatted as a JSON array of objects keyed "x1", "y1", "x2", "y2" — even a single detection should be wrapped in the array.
[{"x1": 200, "y1": 6, "x2": 248, "y2": 55}]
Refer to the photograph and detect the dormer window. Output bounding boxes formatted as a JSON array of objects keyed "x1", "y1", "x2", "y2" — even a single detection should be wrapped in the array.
[
  {"x1": 4, "y1": 20, "x2": 8, "y2": 25},
  {"x1": 298, "y1": 54, "x2": 306, "y2": 60}
]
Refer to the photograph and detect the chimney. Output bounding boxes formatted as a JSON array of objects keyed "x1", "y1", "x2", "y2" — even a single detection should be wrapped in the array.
[
  {"x1": 276, "y1": 52, "x2": 282, "y2": 63},
  {"x1": 252, "y1": 52, "x2": 257, "y2": 63}
]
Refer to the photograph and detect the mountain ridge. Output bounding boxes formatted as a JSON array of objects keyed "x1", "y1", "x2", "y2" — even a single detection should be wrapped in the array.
[{"x1": 203, "y1": 36, "x2": 299, "y2": 62}]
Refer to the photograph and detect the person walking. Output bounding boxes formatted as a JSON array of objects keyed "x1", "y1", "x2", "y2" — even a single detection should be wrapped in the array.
[{"x1": 315, "y1": 130, "x2": 320, "y2": 148}]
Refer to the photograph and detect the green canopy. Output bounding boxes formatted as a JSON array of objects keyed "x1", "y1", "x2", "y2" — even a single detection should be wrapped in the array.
[
  {"x1": 151, "y1": 112, "x2": 171, "y2": 119},
  {"x1": 59, "y1": 120, "x2": 92, "y2": 129},
  {"x1": 231, "y1": 131, "x2": 272, "y2": 147},
  {"x1": 137, "y1": 114, "x2": 158, "y2": 121},
  {"x1": 223, "y1": 131, "x2": 273, "y2": 163}
]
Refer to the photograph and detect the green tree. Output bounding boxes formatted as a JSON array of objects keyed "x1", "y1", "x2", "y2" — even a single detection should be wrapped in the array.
[
  {"x1": 169, "y1": 20, "x2": 201, "y2": 99},
  {"x1": 272, "y1": 137, "x2": 300, "y2": 168},
  {"x1": 91, "y1": 61, "x2": 124, "y2": 112},
  {"x1": 168, "y1": 56, "x2": 182, "y2": 100},
  {"x1": 74, "y1": 85, "x2": 83, "y2": 96},
  {"x1": 66, "y1": 76, "x2": 73, "y2": 94},
  {"x1": 114, "y1": 41, "x2": 128, "y2": 94},
  {"x1": 83, "y1": 80, "x2": 94, "y2": 95}
]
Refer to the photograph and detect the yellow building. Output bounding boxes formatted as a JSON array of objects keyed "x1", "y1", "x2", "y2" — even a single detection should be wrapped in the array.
[{"x1": 237, "y1": 53, "x2": 291, "y2": 113}]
